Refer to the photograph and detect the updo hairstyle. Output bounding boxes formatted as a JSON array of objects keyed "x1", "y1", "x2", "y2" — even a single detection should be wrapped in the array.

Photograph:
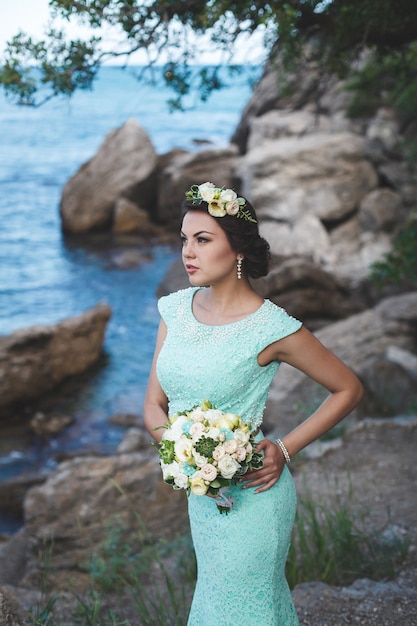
[{"x1": 182, "y1": 197, "x2": 271, "y2": 279}]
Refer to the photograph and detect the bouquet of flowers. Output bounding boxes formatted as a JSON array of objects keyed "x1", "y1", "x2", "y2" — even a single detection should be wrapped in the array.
[{"x1": 155, "y1": 400, "x2": 263, "y2": 514}]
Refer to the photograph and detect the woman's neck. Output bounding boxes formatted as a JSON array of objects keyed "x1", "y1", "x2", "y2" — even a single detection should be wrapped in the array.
[{"x1": 193, "y1": 282, "x2": 263, "y2": 324}]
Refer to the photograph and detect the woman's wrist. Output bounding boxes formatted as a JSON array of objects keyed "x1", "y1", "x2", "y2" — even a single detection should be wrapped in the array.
[{"x1": 275, "y1": 438, "x2": 291, "y2": 464}]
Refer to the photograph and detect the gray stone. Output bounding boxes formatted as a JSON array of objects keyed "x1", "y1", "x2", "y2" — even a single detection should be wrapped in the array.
[
  {"x1": 60, "y1": 119, "x2": 157, "y2": 233},
  {"x1": 236, "y1": 132, "x2": 378, "y2": 224},
  {"x1": 263, "y1": 291, "x2": 417, "y2": 433},
  {"x1": 0, "y1": 303, "x2": 112, "y2": 409},
  {"x1": 20, "y1": 451, "x2": 189, "y2": 589},
  {"x1": 359, "y1": 188, "x2": 403, "y2": 232}
]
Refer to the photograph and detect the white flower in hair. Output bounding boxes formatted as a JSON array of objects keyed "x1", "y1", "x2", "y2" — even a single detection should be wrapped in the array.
[{"x1": 185, "y1": 182, "x2": 257, "y2": 223}]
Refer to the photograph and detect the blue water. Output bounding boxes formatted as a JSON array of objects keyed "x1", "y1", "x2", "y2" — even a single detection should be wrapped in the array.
[{"x1": 0, "y1": 65, "x2": 258, "y2": 502}]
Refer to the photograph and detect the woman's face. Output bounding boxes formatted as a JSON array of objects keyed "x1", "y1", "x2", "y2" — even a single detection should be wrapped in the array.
[{"x1": 181, "y1": 210, "x2": 238, "y2": 287}]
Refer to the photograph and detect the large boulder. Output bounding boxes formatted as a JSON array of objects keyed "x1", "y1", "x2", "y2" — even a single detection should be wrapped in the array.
[
  {"x1": 18, "y1": 450, "x2": 188, "y2": 589},
  {"x1": 236, "y1": 132, "x2": 378, "y2": 224},
  {"x1": 234, "y1": 130, "x2": 384, "y2": 277},
  {"x1": 255, "y1": 257, "x2": 369, "y2": 328},
  {"x1": 263, "y1": 291, "x2": 417, "y2": 434},
  {"x1": 60, "y1": 119, "x2": 157, "y2": 233},
  {"x1": 0, "y1": 303, "x2": 111, "y2": 410}
]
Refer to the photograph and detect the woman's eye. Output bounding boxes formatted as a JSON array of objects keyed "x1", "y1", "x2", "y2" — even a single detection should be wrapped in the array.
[
  {"x1": 180, "y1": 236, "x2": 187, "y2": 246},
  {"x1": 197, "y1": 237, "x2": 208, "y2": 244}
]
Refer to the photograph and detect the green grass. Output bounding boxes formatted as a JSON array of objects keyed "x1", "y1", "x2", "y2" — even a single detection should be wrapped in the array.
[
  {"x1": 286, "y1": 486, "x2": 409, "y2": 589},
  {"x1": 27, "y1": 480, "x2": 409, "y2": 625}
]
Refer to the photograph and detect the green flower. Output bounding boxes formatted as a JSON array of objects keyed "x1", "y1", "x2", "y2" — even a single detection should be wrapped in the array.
[
  {"x1": 194, "y1": 436, "x2": 218, "y2": 459},
  {"x1": 159, "y1": 439, "x2": 175, "y2": 464}
]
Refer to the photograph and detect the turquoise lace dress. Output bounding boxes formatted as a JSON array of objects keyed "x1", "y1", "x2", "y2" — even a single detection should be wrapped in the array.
[{"x1": 156, "y1": 287, "x2": 302, "y2": 626}]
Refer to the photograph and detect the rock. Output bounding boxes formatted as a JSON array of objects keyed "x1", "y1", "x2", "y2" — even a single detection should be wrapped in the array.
[
  {"x1": 29, "y1": 412, "x2": 74, "y2": 436},
  {"x1": 0, "y1": 474, "x2": 45, "y2": 534},
  {"x1": 359, "y1": 188, "x2": 403, "y2": 232},
  {"x1": 157, "y1": 145, "x2": 239, "y2": 225},
  {"x1": 20, "y1": 451, "x2": 188, "y2": 589},
  {"x1": 112, "y1": 197, "x2": 156, "y2": 234},
  {"x1": 116, "y1": 427, "x2": 150, "y2": 453},
  {"x1": 0, "y1": 303, "x2": 111, "y2": 410},
  {"x1": 157, "y1": 256, "x2": 188, "y2": 296},
  {"x1": 255, "y1": 256, "x2": 368, "y2": 327},
  {"x1": 327, "y1": 215, "x2": 394, "y2": 282},
  {"x1": 231, "y1": 55, "x2": 326, "y2": 153},
  {"x1": 378, "y1": 161, "x2": 417, "y2": 205},
  {"x1": 0, "y1": 589, "x2": 25, "y2": 626},
  {"x1": 366, "y1": 107, "x2": 402, "y2": 154},
  {"x1": 258, "y1": 214, "x2": 331, "y2": 264},
  {"x1": 60, "y1": 119, "x2": 157, "y2": 233},
  {"x1": 386, "y1": 345, "x2": 417, "y2": 380},
  {"x1": 263, "y1": 291, "x2": 417, "y2": 434},
  {"x1": 108, "y1": 412, "x2": 140, "y2": 427},
  {"x1": 236, "y1": 131, "x2": 378, "y2": 224},
  {"x1": 247, "y1": 110, "x2": 331, "y2": 150},
  {"x1": 109, "y1": 248, "x2": 152, "y2": 269}
]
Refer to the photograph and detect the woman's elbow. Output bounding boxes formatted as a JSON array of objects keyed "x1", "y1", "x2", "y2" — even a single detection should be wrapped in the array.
[{"x1": 351, "y1": 376, "x2": 365, "y2": 408}]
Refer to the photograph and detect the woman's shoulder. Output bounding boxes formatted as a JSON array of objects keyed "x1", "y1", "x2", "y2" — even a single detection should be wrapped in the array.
[
  {"x1": 259, "y1": 299, "x2": 303, "y2": 341},
  {"x1": 157, "y1": 286, "x2": 197, "y2": 320}
]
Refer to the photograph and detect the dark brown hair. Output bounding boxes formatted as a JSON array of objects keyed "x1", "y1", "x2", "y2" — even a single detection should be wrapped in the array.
[{"x1": 182, "y1": 197, "x2": 271, "y2": 278}]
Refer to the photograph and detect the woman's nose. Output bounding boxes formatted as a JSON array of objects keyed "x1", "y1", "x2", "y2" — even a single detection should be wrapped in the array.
[{"x1": 183, "y1": 241, "x2": 195, "y2": 257}]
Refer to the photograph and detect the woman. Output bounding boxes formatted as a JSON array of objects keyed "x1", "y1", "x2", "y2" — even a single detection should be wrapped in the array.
[{"x1": 143, "y1": 182, "x2": 363, "y2": 626}]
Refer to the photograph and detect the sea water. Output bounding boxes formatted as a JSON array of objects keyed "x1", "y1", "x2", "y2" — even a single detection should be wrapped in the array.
[{"x1": 0, "y1": 65, "x2": 259, "y2": 496}]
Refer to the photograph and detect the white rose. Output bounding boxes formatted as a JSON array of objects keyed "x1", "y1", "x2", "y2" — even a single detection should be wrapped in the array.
[
  {"x1": 206, "y1": 426, "x2": 221, "y2": 440},
  {"x1": 174, "y1": 472, "x2": 189, "y2": 489},
  {"x1": 218, "y1": 454, "x2": 240, "y2": 480},
  {"x1": 198, "y1": 183, "x2": 216, "y2": 202},
  {"x1": 220, "y1": 188, "x2": 237, "y2": 203},
  {"x1": 200, "y1": 463, "x2": 218, "y2": 482},
  {"x1": 235, "y1": 447, "x2": 247, "y2": 462},
  {"x1": 162, "y1": 429, "x2": 177, "y2": 442},
  {"x1": 212, "y1": 444, "x2": 226, "y2": 461},
  {"x1": 224, "y1": 439, "x2": 238, "y2": 454},
  {"x1": 211, "y1": 415, "x2": 235, "y2": 430},
  {"x1": 226, "y1": 200, "x2": 240, "y2": 216},
  {"x1": 165, "y1": 416, "x2": 187, "y2": 440},
  {"x1": 190, "y1": 422, "x2": 205, "y2": 439},
  {"x1": 190, "y1": 471, "x2": 208, "y2": 495},
  {"x1": 194, "y1": 451, "x2": 208, "y2": 467},
  {"x1": 174, "y1": 438, "x2": 194, "y2": 463},
  {"x1": 223, "y1": 412, "x2": 240, "y2": 427},
  {"x1": 161, "y1": 460, "x2": 180, "y2": 480},
  {"x1": 205, "y1": 409, "x2": 223, "y2": 423},
  {"x1": 234, "y1": 429, "x2": 250, "y2": 446},
  {"x1": 189, "y1": 408, "x2": 205, "y2": 422}
]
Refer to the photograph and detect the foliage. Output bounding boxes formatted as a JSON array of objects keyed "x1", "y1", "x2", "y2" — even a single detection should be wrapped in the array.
[
  {"x1": 26, "y1": 536, "x2": 60, "y2": 626},
  {"x1": 27, "y1": 481, "x2": 409, "y2": 624},
  {"x1": 346, "y1": 43, "x2": 417, "y2": 139},
  {"x1": 82, "y1": 512, "x2": 193, "y2": 625},
  {"x1": 1, "y1": 1, "x2": 417, "y2": 109},
  {"x1": 370, "y1": 212, "x2": 417, "y2": 286},
  {"x1": 286, "y1": 484, "x2": 409, "y2": 589}
]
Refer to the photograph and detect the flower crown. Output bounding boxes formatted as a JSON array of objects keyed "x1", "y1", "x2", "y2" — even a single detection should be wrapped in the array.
[{"x1": 185, "y1": 182, "x2": 257, "y2": 223}]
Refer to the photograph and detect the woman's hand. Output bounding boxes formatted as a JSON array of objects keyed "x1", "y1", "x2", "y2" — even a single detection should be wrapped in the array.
[{"x1": 241, "y1": 439, "x2": 286, "y2": 493}]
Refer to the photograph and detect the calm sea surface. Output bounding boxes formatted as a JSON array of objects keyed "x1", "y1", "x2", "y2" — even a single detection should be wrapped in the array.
[{"x1": 0, "y1": 66, "x2": 258, "y2": 520}]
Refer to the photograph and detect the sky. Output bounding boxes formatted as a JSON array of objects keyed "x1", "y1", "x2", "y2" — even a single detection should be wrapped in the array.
[
  {"x1": 1, "y1": 0, "x2": 56, "y2": 49},
  {"x1": 0, "y1": 0, "x2": 267, "y2": 65}
]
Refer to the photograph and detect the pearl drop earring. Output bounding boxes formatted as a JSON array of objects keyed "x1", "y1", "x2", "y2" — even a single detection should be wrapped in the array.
[{"x1": 237, "y1": 256, "x2": 243, "y2": 280}]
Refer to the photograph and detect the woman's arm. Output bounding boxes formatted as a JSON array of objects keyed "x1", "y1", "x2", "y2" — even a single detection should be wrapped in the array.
[
  {"x1": 143, "y1": 320, "x2": 169, "y2": 442},
  {"x1": 244, "y1": 326, "x2": 364, "y2": 492}
]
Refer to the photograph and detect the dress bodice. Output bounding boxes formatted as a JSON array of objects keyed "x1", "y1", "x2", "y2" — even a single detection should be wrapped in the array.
[{"x1": 156, "y1": 287, "x2": 302, "y2": 431}]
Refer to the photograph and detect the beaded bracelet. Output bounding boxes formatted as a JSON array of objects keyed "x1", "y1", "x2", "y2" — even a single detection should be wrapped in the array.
[{"x1": 275, "y1": 438, "x2": 291, "y2": 464}]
